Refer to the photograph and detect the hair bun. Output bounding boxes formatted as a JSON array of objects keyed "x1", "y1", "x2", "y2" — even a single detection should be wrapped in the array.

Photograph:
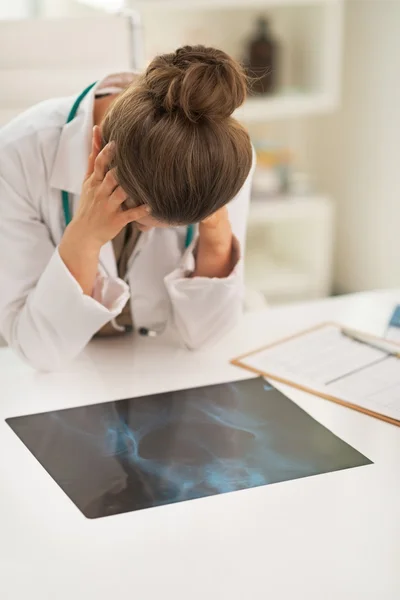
[{"x1": 144, "y1": 45, "x2": 247, "y2": 122}]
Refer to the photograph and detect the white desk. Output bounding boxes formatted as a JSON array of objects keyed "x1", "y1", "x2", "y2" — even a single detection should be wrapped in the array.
[{"x1": 1, "y1": 290, "x2": 400, "y2": 600}]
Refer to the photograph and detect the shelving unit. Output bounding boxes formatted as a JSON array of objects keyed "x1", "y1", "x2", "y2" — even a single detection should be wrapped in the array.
[
  {"x1": 247, "y1": 195, "x2": 332, "y2": 223},
  {"x1": 236, "y1": 92, "x2": 334, "y2": 122},
  {"x1": 125, "y1": 0, "x2": 342, "y2": 303}
]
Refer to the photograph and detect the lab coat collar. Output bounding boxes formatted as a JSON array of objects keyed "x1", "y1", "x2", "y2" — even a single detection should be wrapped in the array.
[
  {"x1": 49, "y1": 72, "x2": 136, "y2": 197},
  {"x1": 49, "y1": 82, "x2": 97, "y2": 196}
]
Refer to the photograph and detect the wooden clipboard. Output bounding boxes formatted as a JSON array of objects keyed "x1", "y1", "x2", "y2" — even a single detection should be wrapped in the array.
[{"x1": 231, "y1": 322, "x2": 400, "y2": 428}]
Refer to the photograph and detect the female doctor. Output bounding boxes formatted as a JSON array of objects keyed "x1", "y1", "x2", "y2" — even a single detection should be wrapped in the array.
[{"x1": 0, "y1": 46, "x2": 254, "y2": 371}]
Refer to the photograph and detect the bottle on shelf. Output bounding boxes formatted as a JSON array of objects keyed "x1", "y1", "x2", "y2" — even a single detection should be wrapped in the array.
[{"x1": 245, "y1": 16, "x2": 279, "y2": 95}]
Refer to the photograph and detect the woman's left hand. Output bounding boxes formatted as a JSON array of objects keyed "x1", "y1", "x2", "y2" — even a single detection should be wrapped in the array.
[{"x1": 193, "y1": 207, "x2": 234, "y2": 278}]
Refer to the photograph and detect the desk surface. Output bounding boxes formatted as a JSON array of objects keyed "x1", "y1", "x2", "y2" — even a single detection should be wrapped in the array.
[{"x1": 1, "y1": 290, "x2": 400, "y2": 600}]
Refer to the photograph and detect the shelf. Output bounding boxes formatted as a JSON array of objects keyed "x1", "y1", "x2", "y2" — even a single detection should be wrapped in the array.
[
  {"x1": 245, "y1": 257, "x2": 312, "y2": 298},
  {"x1": 247, "y1": 196, "x2": 333, "y2": 224},
  {"x1": 245, "y1": 194, "x2": 335, "y2": 302},
  {"x1": 131, "y1": 0, "x2": 339, "y2": 10},
  {"x1": 0, "y1": 93, "x2": 335, "y2": 128},
  {"x1": 235, "y1": 93, "x2": 336, "y2": 122}
]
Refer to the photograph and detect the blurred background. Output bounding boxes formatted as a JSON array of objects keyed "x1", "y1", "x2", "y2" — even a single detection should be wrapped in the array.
[{"x1": 1, "y1": 0, "x2": 399, "y2": 310}]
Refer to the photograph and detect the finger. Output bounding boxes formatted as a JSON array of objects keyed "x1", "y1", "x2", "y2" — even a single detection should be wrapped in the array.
[
  {"x1": 110, "y1": 185, "x2": 129, "y2": 206},
  {"x1": 85, "y1": 126, "x2": 103, "y2": 178},
  {"x1": 121, "y1": 205, "x2": 151, "y2": 225},
  {"x1": 99, "y1": 168, "x2": 119, "y2": 196},
  {"x1": 86, "y1": 138, "x2": 97, "y2": 179},
  {"x1": 93, "y1": 141, "x2": 115, "y2": 182},
  {"x1": 93, "y1": 125, "x2": 102, "y2": 154}
]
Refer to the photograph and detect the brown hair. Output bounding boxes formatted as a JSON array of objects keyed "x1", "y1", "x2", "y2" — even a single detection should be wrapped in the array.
[{"x1": 102, "y1": 45, "x2": 252, "y2": 225}]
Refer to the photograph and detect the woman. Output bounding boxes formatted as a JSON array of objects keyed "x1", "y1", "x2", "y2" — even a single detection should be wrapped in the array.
[{"x1": 0, "y1": 46, "x2": 254, "y2": 371}]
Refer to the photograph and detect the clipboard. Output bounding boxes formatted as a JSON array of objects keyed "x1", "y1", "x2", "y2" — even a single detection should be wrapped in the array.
[{"x1": 231, "y1": 322, "x2": 400, "y2": 427}]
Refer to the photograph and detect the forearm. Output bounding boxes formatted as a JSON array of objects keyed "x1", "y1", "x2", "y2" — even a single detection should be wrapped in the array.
[
  {"x1": 193, "y1": 212, "x2": 233, "y2": 279},
  {"x1": 59, "y1": 223, "x2": 101, "y2": 296}
]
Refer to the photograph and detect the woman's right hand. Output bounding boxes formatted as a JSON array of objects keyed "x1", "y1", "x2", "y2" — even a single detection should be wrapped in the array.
[
  {"x1": 67, "y1": 126, "x2": 149, "y2": 249},
  {"x1": 59, "y1": 126, "x2": 148, "y2": 296}
]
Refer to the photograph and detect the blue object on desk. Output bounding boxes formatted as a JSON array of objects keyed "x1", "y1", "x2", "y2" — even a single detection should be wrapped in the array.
[{"x1": 388, "y1": 305, "x2": 400, "y2": 329}]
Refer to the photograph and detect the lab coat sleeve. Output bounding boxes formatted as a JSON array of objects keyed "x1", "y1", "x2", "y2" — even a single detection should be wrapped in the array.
[
  {"x1": 164, "y1": 149, "x2": 256, "y2": 349},
  {"x1": 0, "y1": 169, "x2": 129, "y2": 371}
]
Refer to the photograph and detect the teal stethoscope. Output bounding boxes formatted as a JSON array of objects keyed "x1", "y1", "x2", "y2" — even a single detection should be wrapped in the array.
[
  {"x1": 61, "y1": 82, "x2": 195, "y2": 336},
  {"x1": 61, "y1": 82, "x2": 195, "y2": 247}
]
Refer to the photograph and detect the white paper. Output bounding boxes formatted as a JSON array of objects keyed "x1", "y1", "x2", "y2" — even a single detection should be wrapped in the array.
[
  {"x1": 387, "y1": 326, "x2": 400, "y2": 344},
  {"x1": 328, "y1": 357, "x2": 400, "y2": 419},
  {"x1": 241, "y1": 325, "x2": 400, "y2": 421}
]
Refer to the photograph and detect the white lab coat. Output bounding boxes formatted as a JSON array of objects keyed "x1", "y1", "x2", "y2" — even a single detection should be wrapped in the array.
[{"x1": 0, "y1": 78, "x2": 255, "y2": 371}]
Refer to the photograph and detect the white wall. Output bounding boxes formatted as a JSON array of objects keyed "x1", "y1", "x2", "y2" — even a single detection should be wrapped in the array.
[
  {"x1": 0, "y1": 0, "x2": 105, "y2": 19},
  {"x1": 39, "y1": 0, "x2": 100, "y2": 17},
  {"x1": 307, "y1": 0, "x2": 400, "y2": 293}
]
